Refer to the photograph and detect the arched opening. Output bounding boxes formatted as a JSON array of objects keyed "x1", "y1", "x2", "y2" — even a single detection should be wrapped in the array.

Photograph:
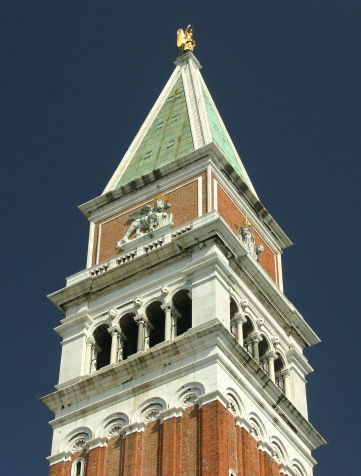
[
  {"x1": 120, "y1": 313, "x2": 138, "y2": 359},
  {"x1": 230, "y1": 298, "x2": 238, "y2": 319},
  {"x1": 146, "y1": 301, "x2": 165, "y2": 347},
  {"x1": 71, "y1": 458, "x2": 85, "y2": 476},
  {"x1": 173, "y1": 289, "x2": 192, "y2": 336},
  {"x1": 93, "y1": 324, "x2": 111, "y2": 370},
  {"x1": 242, "y1": 316, "x2": 254, "y2": 353},
  {"x1": 274, "y1": 353, "x2": 285, "y2": 391},
  {"x1": 230, "y1": 298, "x2": 238, "y2": 337},
  {"x1": 243, "y1": 317, "x2": 253, "y2": 341},
  {"x1": 259, "y1": 336, "x2": 270, "y2": 372}
]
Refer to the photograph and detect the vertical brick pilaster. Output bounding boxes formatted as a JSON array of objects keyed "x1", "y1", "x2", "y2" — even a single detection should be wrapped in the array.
[
  {"x1": 122, "y1": 431, "x2": 142, "y2": 476},
  {"x1": 86, "y1": 446, "x2": 106, "y2": 476},
  {"x1": 105, "y1": 436, "x2": 124, "y2": 476},
  {"x1": 200, "y1": 401, "x2": 229, "y2": 476},
  {"x1": 236, "y1": 426, "x2": 244, "y2": 476},
  {"x1": 142, "y1": 420, "x2": 161, "y2": 476},
  {"x1": 160, "y1": 417, "x2": 177, "y2": 475},
  {"x1": 180, "y1": 405, "x2": 199, "y2": 475}
]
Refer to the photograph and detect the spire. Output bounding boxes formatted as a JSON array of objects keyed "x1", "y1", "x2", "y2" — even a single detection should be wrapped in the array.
[{"x1": 103, "y1": 35, "x2": 256, "y2": 196}]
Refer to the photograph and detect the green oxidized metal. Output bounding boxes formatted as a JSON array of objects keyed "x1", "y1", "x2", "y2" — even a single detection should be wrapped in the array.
[{"x1": 116, "y1": 76, "x2": 194, "y2": 188}]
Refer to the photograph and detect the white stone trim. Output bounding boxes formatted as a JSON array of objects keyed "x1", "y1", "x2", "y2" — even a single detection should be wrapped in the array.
[
  {"x1": 206, "y1": 164, "x2": 212, "y2": 212},
  {"x1": 213, "y1": 178, "x2": 218, "y2": 210},
  {"x1": 197, "y1": 175, "x2": 203, "y2": 217},
  {"x1": 86, "y1": 221, "x2": 95, "y2": 269}
]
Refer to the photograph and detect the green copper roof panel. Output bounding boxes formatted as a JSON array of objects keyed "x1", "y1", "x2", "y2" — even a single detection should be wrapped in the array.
[
  {"x1": 116, "y1": 76, "x2": 194, "y2": 188},
  {"x1": 203, "y1": 88, "x2": 250, "y2": 187}
]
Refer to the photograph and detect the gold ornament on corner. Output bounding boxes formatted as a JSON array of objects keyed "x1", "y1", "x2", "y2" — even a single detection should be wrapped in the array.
[{"x1": 177, "y1": 25, "x2": 196, "y2": 54}]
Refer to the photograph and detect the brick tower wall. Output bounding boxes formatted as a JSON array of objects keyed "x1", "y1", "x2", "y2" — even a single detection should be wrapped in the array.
[{"x1": 49, "y1": 401, "x2": 283, "y2": 476}]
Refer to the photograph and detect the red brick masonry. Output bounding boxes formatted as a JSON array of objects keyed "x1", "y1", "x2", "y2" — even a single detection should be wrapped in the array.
[{"x1": 49, "y1": 401, "x2": 283, "y2": 476}]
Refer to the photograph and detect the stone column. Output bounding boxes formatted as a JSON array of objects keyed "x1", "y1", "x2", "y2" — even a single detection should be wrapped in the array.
[
  {"x1": 134, "y1": 315, "x2": 147, "y2": 352},
  {"x1": 251, "y1": 335, "x2": 262, "y2": 364},
  {"x1": 283, "y1": 370, "x2": 291, "y2": 398},
  {"x1": 266, "y1": 352, "x2": 277, "y2": 382},
  {"x1": 109, "y1": 326, "x2": 121, "y2": 364},
  {"x1": 84, "y1": 337, "x2": 95, "y2": 375},
  {"x1": 232, "y1": 313, "x2": 247, "y2": 346},
  {"x1": 161, "y1": 303, "x2": 173, "y2": 341}
]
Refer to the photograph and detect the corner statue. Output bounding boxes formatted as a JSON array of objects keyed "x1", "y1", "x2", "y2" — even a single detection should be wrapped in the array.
[
  {"x1": 119, "y1": 197, "x2": 173, "y2": 247},
  {"x1": 177, "y1": 25, "x2": 196, "y2": 54},
  {"x1": 239, "y1": 222, "x2": 264, "y2": 261}
]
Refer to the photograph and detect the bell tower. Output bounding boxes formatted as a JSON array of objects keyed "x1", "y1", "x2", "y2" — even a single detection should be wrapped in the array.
[{"x1": 42, "y1": 29, "x2": 325, "y2": 476}]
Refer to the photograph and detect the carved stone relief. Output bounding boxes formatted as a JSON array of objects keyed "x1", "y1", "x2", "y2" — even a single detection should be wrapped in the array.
[{"x1": 118, "y1": 198, "x2": 173, "y2": 247}]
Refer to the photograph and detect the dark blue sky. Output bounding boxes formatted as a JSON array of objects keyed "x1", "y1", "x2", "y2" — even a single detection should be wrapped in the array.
[{"x1": 1, "y1": 1, "x2": 359, "y2": 474}]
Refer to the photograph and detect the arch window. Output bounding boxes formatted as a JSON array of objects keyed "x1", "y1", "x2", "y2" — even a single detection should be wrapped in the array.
[
  {"x1": 119, "y1": 313, "x2": 138, "y2": 360},
  {"x1": 274, "y1": 353, "x2": 286, "y2": 390},
  {"x1": 230, "y1": 298, "x2": 238, "y2": 337},
  {"x1": 243, "y1": 317, "x2": 254, "y2": 354},
  {"x1": 146, "y1": 301, "x2": 165, "y2": 347},
  {"x1": 92, "y1": 324, "x2": 111, "y2": 371},
  {"x1": 259, "y1": 336, "x2": 270, "y2": 372},
  {"x1": 71, "y1": 458, "x2": 85, "y2": 476},
  {"x1": 172, "y1": 289, "x2": 192, "y2": 336}
]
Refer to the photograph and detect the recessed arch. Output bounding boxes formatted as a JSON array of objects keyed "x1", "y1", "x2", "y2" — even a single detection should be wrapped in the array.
[
  {"x1": 172, "y1": 289, "x2": 192, "y2": 336},
  {"x1": 93, "y1": 324, "x2": 111, "y2": 370},
  {"x1": 62, "y1": 427, "x2": 92, "y2": 454},
  {"x1": 292, "y1": 459, "x2": 307, "y2": 476},
  {"x1": 172, "y1": 382, "x2": 205, "y2": 408},
  {"x1": 133, "y1": 397, "x2": 167, "y2": 424},
  {"x1": 146, "y1": 301, "x2": 165, "y2": 347},
  {"x1": 225, "y1": 387, "x2": 245, "y2": 416},
  {"x1": 248, "y1": 412, "x2": 267, "y2": 441},
  {"x1": 119, "y1": 312, "x2": 138, "y2": 359},
  {"x1": 101, "y1": 412, "x2": 129, "y2": 438},
  {"x1": 270, "y1": 436, "x2": 288, "y2": 465}
]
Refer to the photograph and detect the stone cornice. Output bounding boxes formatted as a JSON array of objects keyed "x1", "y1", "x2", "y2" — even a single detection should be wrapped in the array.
[
  {"x1": 49, "y1": 214, "x2": 319, "y2": 347},
  {"x1": 41, "y1": 320, "x2": 325, "y2": 452}
]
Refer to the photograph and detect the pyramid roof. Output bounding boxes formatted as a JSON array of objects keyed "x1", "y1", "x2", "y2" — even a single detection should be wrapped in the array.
[{"x1": 103, "y1": 52, "x2": 257, "y2": 196}]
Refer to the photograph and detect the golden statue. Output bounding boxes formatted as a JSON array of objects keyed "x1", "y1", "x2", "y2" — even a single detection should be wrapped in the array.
[{"x1": 177, "y1": 25, "x2": 196, "y2": 54}]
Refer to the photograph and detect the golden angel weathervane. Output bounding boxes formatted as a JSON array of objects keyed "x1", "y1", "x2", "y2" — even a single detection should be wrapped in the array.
[{"x1": 177, "y1": 25, "x2": 196, "y2": 54}]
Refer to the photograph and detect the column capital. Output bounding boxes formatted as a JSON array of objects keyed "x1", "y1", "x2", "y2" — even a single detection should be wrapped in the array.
[
  {"x1": 134, "y1": 314, "x2": 148, "y2": 325},
  {"x1": 86, "y1": 336, "x2": 95, "y2": 346},
  {"x1": 232, "y1": 313, "x2": 247, "y2": 324},
  {"x1": 250, "y1": 333, "x2": 262, "y2": 343},
  {"x1": 265, "y1": 351, "x2": 278, "y2": 360},
  {"x1": 108, "y1": 325, "x2": 121, "y2": 336},
  {"x1": 280, "y1": 369, "x2": 291, "y2": 378}
]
